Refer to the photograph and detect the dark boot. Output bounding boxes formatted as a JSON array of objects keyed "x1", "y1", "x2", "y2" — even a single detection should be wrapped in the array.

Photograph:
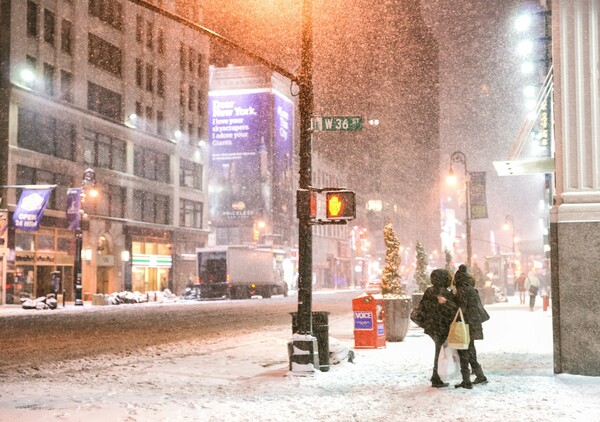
[
  {"x1": 473, "y1": 365, "x2": 488, "y2": 385},
  {"x1": 430, "y1": 372, "x2": 449, "y2": 388},
  {"x1": 454, "y1": 370, "x2": 473, "y2": 389}
]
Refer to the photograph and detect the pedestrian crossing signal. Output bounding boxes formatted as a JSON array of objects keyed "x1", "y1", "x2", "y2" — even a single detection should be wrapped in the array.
[{"x1": 326, "y1": 191, "x2": 356, "y2": 220}]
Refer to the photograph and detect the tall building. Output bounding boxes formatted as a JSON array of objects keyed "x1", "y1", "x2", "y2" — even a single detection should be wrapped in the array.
[
  {"x1": 0, "y1": 0, "x2": 210, "y2": 303},
  {"x1": 203, "y1": 0, "x2": 441, "y2": 270}
]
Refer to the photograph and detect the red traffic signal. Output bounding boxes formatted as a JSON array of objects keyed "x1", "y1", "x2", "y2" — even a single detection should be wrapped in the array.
[{"x1": 326, "y1": 190, "x2": 356, "y2": 220}]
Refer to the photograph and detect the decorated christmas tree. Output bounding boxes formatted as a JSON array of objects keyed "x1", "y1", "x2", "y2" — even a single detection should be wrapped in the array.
[
  {"x1": 414, "y1": 240, "x2": 429, "y2": 292},
  {"x1": 380, "y1": 221, "x2": 406, "y2": 297}
]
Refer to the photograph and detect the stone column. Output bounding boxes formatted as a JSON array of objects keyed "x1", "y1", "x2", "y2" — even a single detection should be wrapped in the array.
[{"x1": 551, "y1": 0, "x2": 600, "y2": 376}]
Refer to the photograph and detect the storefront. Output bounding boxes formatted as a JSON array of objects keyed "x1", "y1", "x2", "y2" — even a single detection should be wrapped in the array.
[
  {"x1": 10, "y1": 226, "x2": 74, "y2": 303},
  {"x1": 127, "y1": 227, "x2": 173, "y2": 293}
]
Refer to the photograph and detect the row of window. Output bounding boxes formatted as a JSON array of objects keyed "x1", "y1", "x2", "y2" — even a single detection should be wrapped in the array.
[
  {"x1": 135, "y1": 59, "x2": 165, "y2": 97},
  {"x1": 27, "y1": 1, "x2": 73, "y2": 55},
  {"x1": 89, "y1": 0, "x2": 124, "y2": 31},
  {"x1": 16, "y1": 164, "x2": 203, "y2": 229},
  {"x1": 135, "y1": 102, "x2": 166, "y2": 136},
  {"x1": 136, "y1": 15, "x2": 166, "y2": 55},
  {"x1": 25, "y1": 55, "x2": 73, "y2": 102},
  {"x1": 17, "y1": 108, "x2": 203, "y2": 189}
]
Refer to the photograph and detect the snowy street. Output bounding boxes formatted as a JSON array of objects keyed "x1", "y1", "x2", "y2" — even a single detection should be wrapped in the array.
[{"x1": 0, "y1": 296, "x2": 599, "y2": 421}]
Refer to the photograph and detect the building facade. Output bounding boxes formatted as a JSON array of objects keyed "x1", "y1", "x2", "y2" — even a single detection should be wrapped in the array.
[
  {"x1": 0, "y1": 0, "x2": 210, "y2": 303},
  {"x1": 550, "y1": 0, "x2": 600, "y2": 376}
]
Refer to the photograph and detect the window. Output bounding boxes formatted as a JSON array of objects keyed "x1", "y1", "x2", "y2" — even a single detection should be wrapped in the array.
[
  {"x1": 136, "y1": 15, "x2": 143, "y2": 42},
  {"x1": 146, "y1": 21, "x2": 153, "y2": 49},
  {"x1": 180, "y1": 199, "x2": 203, "y2": 228},
  {"x1": 157, "y1": 69, "x2": 165, "y2": 98},
  {"x1": 188, "y1": 85, "x2": 194, "y2": 111},
  {"x1": 133, "y1": 190, "x2": 170, "y2": 225},
  {"x1": 16, "y1": 165, "x2": 73, "y2": 211},
  {"x1": 145, "y1": 106, "x2": 153, "y2": 132},
  {"x1": 179, "y1": 82, "x2": 185, "y2": 107},
  {"x1": 83, "y1": 129, "x2": 126, "y2": 172},
  {"x1": 135, "y1": 101, "x2": 143, "y2": 118},
  {"x1": 26, "y1": 55, "x2": 37, "y2": 70},
  {"x1": 88, "y1": 82, "x2": 122, "y2": 121},
  {"x1": 43, "y1": 9, "x2": 55, "y2": 45},
  {"x1": 89, "y1": 0, "x2": 123, "y2": 31},
  {"x1": 197, "y1": 89, "x2": 204, "y2": 116},
  {"x1": 43, "y1": 63, "x2": 55, "y2": 96},
  {"x1": 61, "y1": 19, "x2": 73, "y2": 54},
  {"x1": 27, "y1": 1, "x2": 38, "y2": 39},
  {"x1": 188, "y1": 47, "x2": 194, "y2": 72},
  {"x1": 180, "y1": 159, "x2": 202, "y2": 190},
  {"x1": 134, "y1": 147, "x2": 170, "y2": 183},
  {"x1": 88, "y1": 33, "x2": 122, "y2": 77},
  {"x1": 157, "y1": 111, "x2": 165, "y2": 136},
  {"x1": 96, "y1": 184, "x2": 125, "y2": 218},
  {"x1": 60, "y1": 70, "x2": 73, "y2": 102},
  {"x1": 197, "y1": 53, "x2": 204, "y2": 78},
  {"x1": 145, "y1": 64, "x2": 153, "y2": 92},
  {"x1": 135, "y1": 59, "x2": 143, "y2": 87},
  {"x1": 179, "y1": 43, "x2": 185, "y2": 69},
  {"x1": 157, "y1": 28, "x2": 165, "y2": 55},
  {"x1": 18, "y1": 108, "x2": 75, "y2": 160}
]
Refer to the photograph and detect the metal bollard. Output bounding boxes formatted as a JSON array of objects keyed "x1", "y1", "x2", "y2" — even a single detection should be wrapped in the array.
[{"x1": 542, "y1": 295, "x2": 549, "y2": 311}]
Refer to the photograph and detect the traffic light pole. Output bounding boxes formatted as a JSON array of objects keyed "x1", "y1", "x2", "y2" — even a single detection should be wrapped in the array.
[
  {"x1": 130, "y1": 0, "x2": 319, "y2": 371},
  {"x1": 296, "y1": 0, "x2": 314, "y2": 337}
]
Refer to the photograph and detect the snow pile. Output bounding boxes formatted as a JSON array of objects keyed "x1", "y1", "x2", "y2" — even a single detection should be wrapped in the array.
[
  {"x1": 1, "y1": 299, "x2": 599, "y2": 421},
  {"x1": 20, "y1": 294, "x2": 58, "y2": 310}
]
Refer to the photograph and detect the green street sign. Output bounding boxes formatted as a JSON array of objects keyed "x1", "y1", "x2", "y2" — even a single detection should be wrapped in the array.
[{"x1": 312, "y1": 116, "x2": 362, "y2": 132}]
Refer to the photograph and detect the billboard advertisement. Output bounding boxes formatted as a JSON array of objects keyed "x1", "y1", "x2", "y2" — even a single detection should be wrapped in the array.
[
  {"x1": 208, "y1": 90, "x2": 272, "y2": 223},
  {"x1": 272, "y1": 91, "x2": 294, "y2": 222}
]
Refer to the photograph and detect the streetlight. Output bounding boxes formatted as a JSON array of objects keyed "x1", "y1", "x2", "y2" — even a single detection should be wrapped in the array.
[
  {"x1": 503, "y1": 215, "x2": 516, "y2": 254},
  {"x1": 73, "y1": 168, "x2": 97, "y2": 306},
  {"x1": 447, "y1": 151, "x2": 471, "y2": 268}
]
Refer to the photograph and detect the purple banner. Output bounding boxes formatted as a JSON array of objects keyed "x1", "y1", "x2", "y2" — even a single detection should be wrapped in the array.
[
  {"x1": 208, "y1": 90, "x2": 272, "y2": 223},
  {"x1": 66, "y1": 187, "x2": 82, "y2": 230},
  {"x1": 272, "y1": 92, "x2": 294, "y2": 221},
  {"x1": 13, "y1": 189, "x2": 52, "y2": 231}
]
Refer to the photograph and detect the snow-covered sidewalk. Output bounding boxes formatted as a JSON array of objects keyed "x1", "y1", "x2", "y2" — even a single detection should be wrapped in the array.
[{"x1": 0, "y1": 298, "x2": 599, "y2": 422}]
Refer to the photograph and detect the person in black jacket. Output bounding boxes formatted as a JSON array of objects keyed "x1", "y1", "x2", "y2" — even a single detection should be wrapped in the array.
[
  {"x1": 419, "y1": 269, "x2": 458, "y2": 388},
  {"x1": 453, "y1": 264, "x2": 489, "y2": 389}
]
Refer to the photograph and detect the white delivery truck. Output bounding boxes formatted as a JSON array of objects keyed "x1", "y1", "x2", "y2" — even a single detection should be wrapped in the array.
[{"x1": 195, "y1": 245, "x2": 289, "y2": 299}]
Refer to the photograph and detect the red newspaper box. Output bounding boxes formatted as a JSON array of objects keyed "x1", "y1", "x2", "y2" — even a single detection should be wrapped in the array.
[{"x1": 352, "y1": 293, "x2": 386, "y2": 349}]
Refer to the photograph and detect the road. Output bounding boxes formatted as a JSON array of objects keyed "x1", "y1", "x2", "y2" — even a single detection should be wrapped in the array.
[{"x1": 0, "y1": 290, "x2": 357, "y2": 371}]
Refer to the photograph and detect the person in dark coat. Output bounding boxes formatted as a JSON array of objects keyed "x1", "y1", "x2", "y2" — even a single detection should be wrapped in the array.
[
  {"x1": 453, "y1": 264, "x2": 489, "y2": 389},
  {"x1": 419, "y1": 269, "x2": 458, "y2": 388}
]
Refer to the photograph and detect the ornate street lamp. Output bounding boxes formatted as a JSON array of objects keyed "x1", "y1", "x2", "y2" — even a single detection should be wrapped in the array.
[
  {"x1": 73, "y1": 168, "x2": 97, "y2": 306},
  {"x1": 448, "y1": 151, "x2": 472, "y2": 268}
]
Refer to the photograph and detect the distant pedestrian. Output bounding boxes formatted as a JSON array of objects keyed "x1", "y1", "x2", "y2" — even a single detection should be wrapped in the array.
[
  {"x1": 453, "y1": 264, "x2": 489, "y2": 389},
  {"x1": 415, "y1": 269, "x2": 457, "y2": 388},
  {"x1": 516, "y1": 272, "x2": 527, "y2": 305},
  {"x1": 525, "y1": 270, "x2": 541, "y2": 311}
]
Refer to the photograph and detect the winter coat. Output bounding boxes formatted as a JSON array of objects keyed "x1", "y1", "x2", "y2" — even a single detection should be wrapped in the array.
[
  {"x1": 525, "y1": 271, "x2": 540, "y2": 290},
  {"x1": 420, "y1": 282, "x2": 458, "y2": 342},
  {"x1": 454, "y1": 272, "x2": 486, "y2": 340}
]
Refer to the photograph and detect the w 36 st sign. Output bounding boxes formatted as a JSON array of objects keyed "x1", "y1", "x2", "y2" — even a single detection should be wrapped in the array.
[{"x1": 312, "y1": 116, "x2": 362, "y2": 132}]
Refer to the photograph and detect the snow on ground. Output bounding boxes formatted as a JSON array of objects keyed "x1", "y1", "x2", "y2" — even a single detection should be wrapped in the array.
[{"x1": 0, "y1": 296, "x2": 599, "y2": 422}]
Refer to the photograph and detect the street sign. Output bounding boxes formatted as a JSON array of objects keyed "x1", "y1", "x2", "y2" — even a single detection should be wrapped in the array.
[{"x1": 312, "y1": 116, "x2": 362, "y2": 132}]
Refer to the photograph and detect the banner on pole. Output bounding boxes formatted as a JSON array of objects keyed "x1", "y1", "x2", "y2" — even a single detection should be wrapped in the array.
[
  {"x1": 13, "y1": 189, "x2": 52, "y2": 231},
  {"x1": 469, "y1": 172, "x2": 488, "y2": 219},
  {"x1": 66, "y1": 188, "x2": 82, "y2": 230}
]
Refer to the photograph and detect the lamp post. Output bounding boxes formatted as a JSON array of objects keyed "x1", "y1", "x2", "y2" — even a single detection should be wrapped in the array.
[
  {"x1": 448, "y1": 151, "x2": 471, "y2": 268},
  {"x1": 503, "y1": 215, "x2": 516, "y2": 254},
  {"x1": 73, "y1": 168, "x2": 97, "y2": 306}
]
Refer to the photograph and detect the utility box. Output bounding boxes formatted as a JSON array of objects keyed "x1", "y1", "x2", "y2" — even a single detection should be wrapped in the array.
[{"x1": 352, "y1": 293, "x2": 386, "y2": 349}]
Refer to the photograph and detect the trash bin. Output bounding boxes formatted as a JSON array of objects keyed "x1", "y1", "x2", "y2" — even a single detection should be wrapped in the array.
[{"x1": 291, "y1": 311, "x2": 330, "y2": 372}]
